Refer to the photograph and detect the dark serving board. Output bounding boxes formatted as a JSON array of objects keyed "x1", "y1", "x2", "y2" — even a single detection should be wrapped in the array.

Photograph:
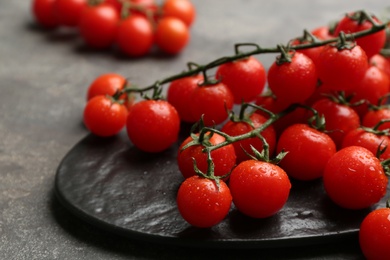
[{"x1": 54, "y1": 129, "x2": 386, "y2": 249}]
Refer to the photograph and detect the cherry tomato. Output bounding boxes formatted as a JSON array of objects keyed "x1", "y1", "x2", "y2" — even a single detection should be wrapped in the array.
[
  {"x1": 310, "y1": 98, "x2": 360, "y2": 149},
  {"x1": 221, "y1": 113, "x2": 276, "y2": 163},
  {"x1": 334, "y1": 13, "x2": 386, "y2": 59},
  {"x1": 190, "y1": 82, "x2": 234, "y2": 126},
  {"x1": 116, "y1": 15, "x2": 154, "y2": 57},
  {"x1": 176, "y1": 176, "x2": 232, "y2": 228},
  {"x1": 291, "y1": 39, "x2": 324, "y2": 67},
  {"x1": 363, "y1": 108, "x2": 390, "y2": 131},
  {"x1": 83, "y1": 95, "x2": 128, "y2": 137},
  {"x1": 267, "y1": 52, "x2": 317, "y2": 104},
  {"x1": 311, "y1": 26, "x2": 334, "y2": 40},
  {"x1": 359, "y1": 208, "x2": 390, "y2": 260},
  {"x1": 229, "y1": 160, "x2": 291, "y2": 218},
  {"x1": 162, "y1": 0, "x2": 196, "y2": 27},
  {"x1": 104, "y1": 0, "x2": 122, "y2": 13},
  {"x1": 32, "y1": 0, "x2": 58, "y2": 28},
  {"x1": 79, "y1": 3, "x2": 119, "y2": 49},
  {"x1": 177, "y1": 132, "x2": 236, "y2": 179},
  {"x1": 370, "y1": 54, "x2": 390, "y2": 82},
  {"x1": 342, "y1": 128, "x2": 390, "y2": 160},
  {"x1": 323, "y1": 146, "x2": 388, "y2": 209},
  {"x1": 126, "y1": 99, "x2": 180, "y2": 153},
  {"x1": 277, "y1": 124, "x2": 336, "y2": 181},
  {"x1": 167, "y1": 74, "x2": 203, "y2": 123},
  {"x1": 155, "y1": 17, "x2": 189, "y2": 55},
  {"x1": 216, "y1": 56, "x2": 266, "y2": 104},
  {"x1": 316, "y1": 44, "x2": 368, "y2": 92},
  {"x1": 86, "y1": 73, "x2": 126, "y2": 100},
  {"x1": 53, "y1": 0, "x2": 87, "y2": 27}
]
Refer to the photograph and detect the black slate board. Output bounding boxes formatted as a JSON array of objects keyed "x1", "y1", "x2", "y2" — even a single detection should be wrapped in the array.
[{"x1": 54, "y1": 129, "x2": 385, "y2": 249}]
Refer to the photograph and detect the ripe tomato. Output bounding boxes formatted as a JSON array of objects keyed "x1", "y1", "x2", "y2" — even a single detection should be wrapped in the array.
[
  {"x1": 267, "y1": 52, "x2": 317, "y2": 104},
  {"x1": 311, "y1": 26, "x2": 334, "y2": 40},
  {"x1": 291, "y1": 38, "x2": 324, "y2": 67},
  {"x1": 229, "y1": 160, "x2": 291, "y2": 218},
  {"x1": 363, "y1": 108, "x2": 390, "y2": 131},
  {"x1": 177, "y1": 132, "x2": 236, "y2": 179},
  {"x1": 126, "y1": 99, "x2": 180, "y2": 153},
  {"x1": 116, "y1": 15, "x2": 154, "y2": 57},
  {"x1": 359, "y1": 208, "x2": 390, "y2": 260},
  {"x1": 176, "y1": 175, "x2": 232, "y2": 228},
  {"x1": 221, "y1": 113, "x2": 276, "y2": 163},
  {"x1": 334, "y1": 13, "x2": 386, "y2": 59},
  {"x1": 83, "y1": 95, "x2": 128, "y2": 137},
  {"x1": 310, "y1": 98, "x2": 360, "y2": 149},
  {"x1": 342, "y1": 128, "x2": 390, "y2": 160},
  {"x1": 370, "y1": 54, "x2": 390, "y2": 81},
  {"x1": 316, "y1": 44, "x2": 368, "y2": 92},
  {"x1": 32, "y1": 0, "x2": 58, "y2": 28},
  {"x1": 190, "y1": 82, "x2": 234, "y2": 126},
  {"x1": 162, "y1": 0, "x2": 196, "y2": 27},
  {"x1": 79, "y1": 3, "x2": 119, "y2": 49},
  {"x1": 216, "y1": 56, "x2": 266, "y2": 104},
  {"x1": 53, "y1": 0, "x2": 87, "y2": 27},
  {"x1": 323, "y1": 146, "x2": 388, "y2": 209},
  {"x1": 155, "y1": 17, "x2": 189, "y2": 55},
  {"x1": 167, "y1": 74, "x2": 203, "y2": 123},
  {"x1": 86, "y1": 73, "x2": 126, "y2": 100},
  {"x1": 104, "y1": 0, "x2": 122, "y2": 13},
  {"x1": 277, "y1": 124, "x2": 336, "y2": 181}
]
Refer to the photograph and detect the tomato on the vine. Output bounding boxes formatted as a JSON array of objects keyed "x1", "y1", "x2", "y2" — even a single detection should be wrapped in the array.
[
  {"x1": 126, "y1": 99, "x2": 180, "y2": 153},
  {"x1": 155, "y1": 17, "x2": 189, "y2": 55},
  {"x1": 277, "y1": 123, "x2": 336, "y2": 181},
  {"x1": 79, "y1": 3, "x2": 120, "y2": 49},
  {"x1": 267, "y1": 52, "x2": 317, "y2": 104},
  {"x1": 177, "y1": 132, "x2": 236, "y2": 179},
  {"x1": 162, "y1": 0, "x2": 195, "y2": 27},
  {"x1": 363, "y1": 107, "x2": 390, "y2": 131},
  {"x1": 229, "y1": 160, "x2": 291, "y2": 218},
  {"x1": 216, "y1": 56, "x2": 266, "y2": 104},
  {"x1": 370, "y1": 54, "x2": 390, "y2": 81},
  {"x1": 311, "y1": 26, "x2": 334, "y2": 40},
  {"x1": 323, "y1": 146, "x2": 388, "y2": 209},
  {"x1": 83, "y1": 95, "x2": 128, "y2": 137},
  {"x1": 176, "y1": 175, "x2": 232, "y2": 228},
  {"x1": 32, "y1": 0, "x2": 58, "y2": 28},
  {"x1": 86, "y1": 73, "x2": 126, "y2": 100},
  {"x1": 359, "y1": 207, "x2": 390, "y2": 260},
  {"x1": 53, "y1": 0, "x2": 87, "y2": 27}
]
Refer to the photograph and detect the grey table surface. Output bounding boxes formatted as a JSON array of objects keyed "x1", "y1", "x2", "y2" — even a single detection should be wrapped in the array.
[{"x1": 1, "y1": 1, "x2": 388, "y2": 259}]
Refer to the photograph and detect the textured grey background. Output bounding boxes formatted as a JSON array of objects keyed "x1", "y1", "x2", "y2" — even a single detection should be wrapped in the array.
[{"x1": 0, "y1": 1, "x2": 388, "y2": 259}]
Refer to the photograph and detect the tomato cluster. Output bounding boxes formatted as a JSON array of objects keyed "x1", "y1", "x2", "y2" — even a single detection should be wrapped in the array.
[{"x1": 31, "y1": 0, "x2": 195, "y2": 56}]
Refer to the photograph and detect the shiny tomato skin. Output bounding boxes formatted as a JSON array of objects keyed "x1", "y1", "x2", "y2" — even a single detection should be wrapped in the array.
[
  {"x1": 316, "y1": 44, "x2": 369, "y2": 92},
  {"x1": 86, "y1": 73, "x2": 126, "y2": 100},
  {"x1": 155, "y1": 17, "x2": 189, "y2": 55},
  {"x1": 53, "y1": 0, "x2": 87, "y2": 27},
  {"x1": 267, "y1": 52, "x2": 317, "y2": 104},
  {"x1": 221, "y1": 113, "x2": 276, "y2": 163},
  {"x1": 162, "y1": 0, "x2": 196, "y2": 27},
  {"x1": 190, "y1": 82, "x2": 234, "y2": 126},
  {"x1": 229, "y1": 160, "x2": 291, "y2": 218},
  {"x1": 177, "y1": 133, "x2": 236, "y2": 179},
  {"x1": 216, "y1": 56, "x2": 266, "y2": 104},
  {"x1": 126, "y1": 100, "x2": 180, "y2": 153},
  {"x1": 79, "y1": 3, "x2": 119, "y2": 49},
  {"x1": 323, "y1": 146, "x2": 388, "y2": 209},
  {"x1": 167, "y1": 74, "x2": 203, "y2": 123},
  {"x1": 177, "y1": 176, "x2": 232, "y2": 228},
  {"x1": 359, "y1": 208, "x2": 390, "y2": 260},
  {"x1": 363, "y1": 108, "x2": 390, "y2": 131},
  {"x1": 370, "y1": 54, "x2": 390, "y2": 81},
  {"x1": 277, "y1": 124, "x2": 336, "y2": 181},
  {"x1": 83, "y1": 95, "x2": 128, "y2": 137},
  {"x1": 32, "y1": 0, "x2": 58, "y2": 28},
  {"x1": 342, "y1": 128, "x2": 390, "y2": 160},
  {"x1": 311, "y1": 26, "x2": 334, "y2": 40}
]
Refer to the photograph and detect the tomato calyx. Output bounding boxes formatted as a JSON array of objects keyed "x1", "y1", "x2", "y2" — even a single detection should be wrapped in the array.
[
  {"x1": 333, "y1": 31, "x2": 357, "y2": 51},
  {"x1": 88, "y1": 0, "x2": 105, "y2": 6},
  {"x1": 275, "y1": 45, "x2": 294, "y2": 65},
  {"x1": 305, "y1": 105, "x2": 326, "y2": 132}
]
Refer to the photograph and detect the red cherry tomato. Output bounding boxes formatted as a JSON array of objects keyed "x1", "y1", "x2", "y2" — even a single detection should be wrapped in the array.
[
  {"x1": 342, "y1": 128, "x2": 390, "y2": 160},
  {"x1": 216, "y1": 56, "x2": 267, "y2": 104},
  {"x1": 177, "y1": 133, "x2": 237, "y2": 179},
  {"x1": 370, "y1": 54, "x2": 390, "y2": 81},
  {"x1": 162, "y1": 0, "x2": 196, "y2": 27},
  {"x1": 267, "y1": 52, "x2": 317, "y2": 104},
  {"x1": 363, "y1": 108, "x2": 390, "y2": 131},
  {"x1": 190, "y1": 82, "x2": 234, "y2": 126},
  {"x1": 79, "y1": 3, "x2": 119, "y2": 49},
  {"x1": 323, "y1": 146, "x2": 388, "y2": 209},
  {"x1": 291, "y1": 39, "x2": 324, "y2": 67},
  {"x1": 86, "y1": 73, "x2": 126, "y2": 100},
  {"x1": 277, "y1": 124, "x2": 337, "y2": 181},
  {"x1": 359, "y1": 208, "x2": 390, "y2": 260},
  {"x1": 167, "y1": 74, "x2": 203, "y2": 123},
  {"x1": 155, "y1": 17, "x2": 189, "y2": 55},
  {"x1": 311, "y1": 26, "x2": 334, "y2": 40},
  {"x1": 176, "y1": 176, "x2": 232, "y2": 228},
  {"x1": 334, "y1": 13, "x2": 386, "y2": 59},
  {"x1": 316, "y1": 44, "x2": 368, "y2": 92},
  {"x1": 32, "y1": 0, "x2": 58, "y2": 28},
  {"x1": 221, "y1": 113, "x2": 276, "y2": 163},
  {"x1": 53, "y1": 0, "x2": 87, "y2": 27},
  {"x1": 104, "y1": 0, "x2": 122, "y2": 13},
  {"x1": 116, "y1": 15, "x2": 154, "y2": 57},
  {"x1": 126, "y1": 99, "x2": 180, "y2": 153},
  {"x1": 83, "y1": 95, "x2": 128, "y2": 137},
  {"x1": 229, "y1": 160, "x2": 291, "y2": 218}
]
